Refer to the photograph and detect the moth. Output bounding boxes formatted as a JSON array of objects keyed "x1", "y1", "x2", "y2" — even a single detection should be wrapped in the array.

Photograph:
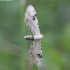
[{"x1": 24, "y1": 5, "x2": 44, "y2": 67}]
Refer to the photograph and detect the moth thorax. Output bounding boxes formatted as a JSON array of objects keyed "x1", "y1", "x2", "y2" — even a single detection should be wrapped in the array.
[{"x1": 34, "y1": 34, "x2": 43, "y2": 40}]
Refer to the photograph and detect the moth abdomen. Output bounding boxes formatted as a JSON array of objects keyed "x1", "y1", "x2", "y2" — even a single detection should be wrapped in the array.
[{"x1": 24, "y1": 35, "x2": 34, "y2": 40}]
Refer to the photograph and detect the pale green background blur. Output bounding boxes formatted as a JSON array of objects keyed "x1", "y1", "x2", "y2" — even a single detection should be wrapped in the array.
[{"x1": 0, "y1": 0, "x2": 70, "y2": 70}]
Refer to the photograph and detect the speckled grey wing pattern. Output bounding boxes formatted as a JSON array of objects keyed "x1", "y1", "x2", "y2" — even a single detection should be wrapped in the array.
[
  {"x1": 24, "y1": 5, "x2": 44, "y2": 67},
  {"x1": 24, "y1": 5, "x2": 40, "y2": 35},
  {"x1": 29, "y1": 40, "x2": 42, "y2": 67}
]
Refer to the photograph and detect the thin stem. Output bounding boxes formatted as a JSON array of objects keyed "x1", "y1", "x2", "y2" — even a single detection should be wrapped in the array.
[{"x1": 33, "y1": 63, "x2": 38, "y2": 70}]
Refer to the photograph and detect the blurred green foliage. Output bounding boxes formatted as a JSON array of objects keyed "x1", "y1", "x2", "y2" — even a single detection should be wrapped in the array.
[{"x1": 0, "y1": 0, "x2": 70, "y2": 70}]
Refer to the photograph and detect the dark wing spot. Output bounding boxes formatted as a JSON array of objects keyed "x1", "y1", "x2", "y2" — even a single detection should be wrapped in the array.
[
  {"x1": 32, "y1": 14, "x2": 37, "y2": 21},
  {"x1": 32, "y1": 16, "x2": 35, "y2": 20},
  {"x1": 35, "y1": 14, "x2": 37, "y2": 17},
  {"x1": 37, "y1": 54, "x2": 42, "y2": 58}
]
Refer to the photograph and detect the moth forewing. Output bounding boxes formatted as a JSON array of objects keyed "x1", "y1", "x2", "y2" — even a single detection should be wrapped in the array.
[
  {"x1": 24, "y1": 5, "x2": 40, "y2": 35},
  {"x1": 29, "y1": 40, "x2": 42, "y2": 67}
]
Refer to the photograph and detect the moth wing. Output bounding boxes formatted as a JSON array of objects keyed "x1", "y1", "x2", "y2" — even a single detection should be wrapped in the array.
[
  {"x1": 24, "y1": 5, "x2": 40, "y2": 35},
  {"x1": 29, "y1": 40, "x2": 42, "y2": 67}
]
